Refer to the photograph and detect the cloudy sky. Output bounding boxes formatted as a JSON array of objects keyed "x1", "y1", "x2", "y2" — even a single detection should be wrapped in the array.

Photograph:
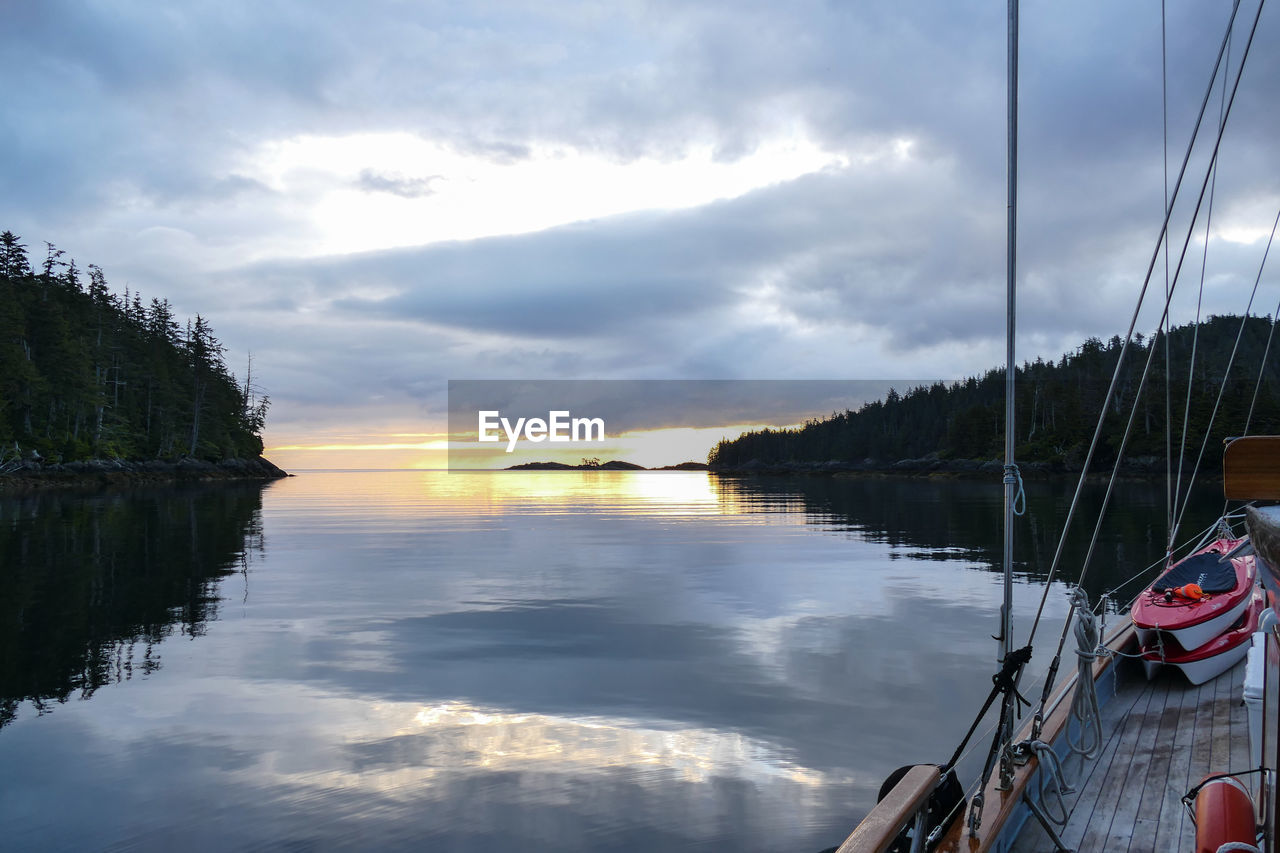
[{"x1": 3, "y1": 1, "x2": 1278, "y2": 468}]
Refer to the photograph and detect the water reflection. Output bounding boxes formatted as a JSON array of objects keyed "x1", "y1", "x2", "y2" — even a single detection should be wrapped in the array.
[
  {"x1": 0, "y1": 472, "x2": 1216, "y2": 851},
  {"x1": 713, "y1": 474, "x2": 1226, "y2": 602},
  {"x1": 0, "y1": 484, "x2": 268, "y2": 727}
]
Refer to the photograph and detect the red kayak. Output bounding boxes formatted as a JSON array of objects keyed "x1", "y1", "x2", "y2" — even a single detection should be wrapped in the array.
[
  {"x1": 1141, "y1": 586, "x2": 1262, "y2": 684},
  {"x1": 1131, "y1": 537, "x2": 1256, "y2": 652}
]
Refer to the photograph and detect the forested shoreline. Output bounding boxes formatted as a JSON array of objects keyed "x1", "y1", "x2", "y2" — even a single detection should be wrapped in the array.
[
  {"x1": 0, "y1": 230, "x2": 283, "y2": 484},
  {"x1": 709, "y1": 316, "x2": 1280, "y2": 476}
]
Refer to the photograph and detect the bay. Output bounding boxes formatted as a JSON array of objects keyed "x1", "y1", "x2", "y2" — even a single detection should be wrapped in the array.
[{"x1": 0, "y1": 471, "x2": 1224, "y2": 851}]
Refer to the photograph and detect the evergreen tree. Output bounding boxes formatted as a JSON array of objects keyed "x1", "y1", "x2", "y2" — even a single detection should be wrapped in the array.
[
  {"x1": 708, "y1": 318, "x2": 1280, "y2": 473},
  {"x1": 0, "y1": 230, "x2": 271, "y2": 463}
]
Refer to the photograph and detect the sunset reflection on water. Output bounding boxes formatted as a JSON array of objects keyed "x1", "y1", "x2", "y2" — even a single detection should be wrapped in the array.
[{"x1": 1, "y1": 471, "x2": 1214, "y2": 851}]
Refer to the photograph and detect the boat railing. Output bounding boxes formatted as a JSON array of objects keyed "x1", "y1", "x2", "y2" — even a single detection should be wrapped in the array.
[{"x1": 833, "y1": 763, "x2": 941, "y2": 853}]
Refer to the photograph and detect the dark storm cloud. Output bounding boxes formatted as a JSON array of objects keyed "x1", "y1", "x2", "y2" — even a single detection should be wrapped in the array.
[
  {"x1": 7, "y1": 1, "x2": 1267, "y2": 211},
  {"x1": 446, "y1": 381, "x2": 919, "y2": 442},
  {"x1": 355, "y1": 171, "x2": 443, "y2": 198},
  {"x1": 307, "y1": 207, "x2": 763, "y2": 337},
  {"x1": 252, "y1": 156, "x2": 1122, "y2": 350},
  {"x1": 2, "y1": 0, "x2": 1277, "y2": 431}
]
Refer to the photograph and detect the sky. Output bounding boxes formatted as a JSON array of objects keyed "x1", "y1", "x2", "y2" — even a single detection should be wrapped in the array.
[{"x1": 3, "y1": 1, "x2": 1278, "y2": 469}]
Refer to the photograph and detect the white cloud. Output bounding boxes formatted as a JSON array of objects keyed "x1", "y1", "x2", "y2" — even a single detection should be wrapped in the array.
[
  {"x1": 1, "y1": 0, "x2": 1278, "y2": 452},
  {"x1": 238, "y1": 131, "x2": 848, "y2": 256}
]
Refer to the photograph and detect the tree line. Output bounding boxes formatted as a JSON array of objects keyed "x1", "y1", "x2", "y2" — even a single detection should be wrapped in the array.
[
  {"x1": 708, "y1": 316, "x2": 1280, "y2": 472},
  {"x1": 0, "y1": 230, "x2": 268, "y2": 464}
]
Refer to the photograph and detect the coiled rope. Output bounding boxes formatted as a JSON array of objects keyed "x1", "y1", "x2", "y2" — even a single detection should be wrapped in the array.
[
  {"x1": 1067, "y1": 589, "x2": 1102, "y2": 760},
  {"x1": 1024, "y1": 739, "x2": 1072, "y2": 826},
  {"x1": 1011, "y1": 589, "x2": 1101, "y2": 830}
]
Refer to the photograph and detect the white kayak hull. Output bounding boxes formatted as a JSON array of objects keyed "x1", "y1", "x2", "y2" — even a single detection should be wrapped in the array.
[{"x1": 1141, "y1": 638, "x2": 1251, "y2": 685}]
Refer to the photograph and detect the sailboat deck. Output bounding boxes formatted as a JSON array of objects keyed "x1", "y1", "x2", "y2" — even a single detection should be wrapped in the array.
[{"x1": 1011, "y1": 658, "x2": 1250, "y2": 852}]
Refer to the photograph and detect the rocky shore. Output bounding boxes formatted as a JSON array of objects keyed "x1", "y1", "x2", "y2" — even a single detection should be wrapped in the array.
[
  {"x1": 708, "y1": 453, "x2": 1182, "y2": 479},
  {"x1": 0, "y1": 456, "x2": 290, "y2": 491},
  {"x1": 505, "y1": 460, "x2": 710, "y2": 471}
]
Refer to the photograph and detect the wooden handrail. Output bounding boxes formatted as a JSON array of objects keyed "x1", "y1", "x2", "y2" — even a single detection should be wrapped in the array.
[{"x1": 835, "y1": 764, "x2": 940, "y2": 853}]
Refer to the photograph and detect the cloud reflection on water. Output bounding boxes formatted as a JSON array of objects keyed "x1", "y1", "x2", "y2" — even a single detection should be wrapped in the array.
[{"x1": 0, "y1": 470, "x2": 1209, "y2": 851}]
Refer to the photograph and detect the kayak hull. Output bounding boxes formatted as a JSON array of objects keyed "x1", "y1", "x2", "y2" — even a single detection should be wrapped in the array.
[
  {"x1": 1141, "y1": 588, "x2": 1263, "y2": 685},
  {"x1": 1131, "y1": 538, "x2": 1256, "y2": 652}
]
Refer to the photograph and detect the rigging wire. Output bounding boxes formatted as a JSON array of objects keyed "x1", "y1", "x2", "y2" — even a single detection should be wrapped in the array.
[
  {"x1": 1025, "y1": 0, "x2": 1255, "y2": 647},
  {"x1": 1162, "y1": 0, "x2": 1173, "y2": 543},
  {"x1": 1171, "y1": 22, "x2": 1235, "y2": 553},
  {"x1": 931, "y1": 663, "x2": 1056, "y2": 842},
  {"x1": 1022, "y1": 0, "x2": 1265, "y2": 747},
  {"x1": 1103, "y1": 513, "x2": 1245, "y2": 606},
  {"x1": 936, "y1": 0, "x2": 1271, "y2": 837},
  {"x1": 1169, "y1": 204, "x2": 1279, "y2": 545},
  {"x1": 1243, "y1": 282, "x2": 1280, "y2": 435},
  {"x1": 1065, "y1": 101, "x2": 1260, "y2": 632},
  {"x1": 1218, "y1": 224, "x2": 1280, "y2": 521},
  {"x1": 1023, "y1": 0, "x2": 1246, "y2": 645}
]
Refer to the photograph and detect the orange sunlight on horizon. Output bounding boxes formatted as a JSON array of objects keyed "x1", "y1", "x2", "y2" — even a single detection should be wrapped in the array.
[{"x1": 265, "y1": 422, "x2": 797, "y2": 470}]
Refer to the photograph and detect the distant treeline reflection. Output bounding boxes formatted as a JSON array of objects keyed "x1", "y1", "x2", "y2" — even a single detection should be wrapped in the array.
[
  {"x1": 0, "y1": 484, "x2": 268, "y2": 727},
  {"x1": 712, "y1": 475, "x2": 1224, "y2": 604}
]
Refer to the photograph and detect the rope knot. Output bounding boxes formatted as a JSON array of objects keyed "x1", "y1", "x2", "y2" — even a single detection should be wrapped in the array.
[
  {"x1": 993, "y1": 645, "x2": 1033, "y2": 707},
  {"x1": 1003, "y1": 463, "x2": 1027, "y2": 516}
]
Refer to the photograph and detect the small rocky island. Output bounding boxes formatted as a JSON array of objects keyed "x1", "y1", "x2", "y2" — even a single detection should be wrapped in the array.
[{"x1": 506, "y1": 460, "x2": 708, "y2": 471}]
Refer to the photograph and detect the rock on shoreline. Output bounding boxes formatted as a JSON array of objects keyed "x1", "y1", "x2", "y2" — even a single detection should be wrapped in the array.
[
  {"x1": 0, "y1": 456, "x2": 290, "y2": 491},
  {"x1": 707, "y1": 453, "x2": 1183, "y2": 479},
  {"x1": 505, "y1": 460, "x2": 708, "y2": 471}
]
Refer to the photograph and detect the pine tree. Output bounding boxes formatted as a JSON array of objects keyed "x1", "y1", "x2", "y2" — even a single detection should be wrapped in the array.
[{"x1": 0, "y1": 231, "x2": 271, "y2": 463}]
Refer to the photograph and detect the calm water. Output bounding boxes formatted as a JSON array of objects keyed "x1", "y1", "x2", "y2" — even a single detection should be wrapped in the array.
[{"x1": 0, "y1": 471, "x2": 1224, "y2": 851}]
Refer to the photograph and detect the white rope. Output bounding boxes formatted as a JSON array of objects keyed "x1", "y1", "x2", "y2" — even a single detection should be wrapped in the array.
[
  {"x1": 1068, "y1": 589, "x2": 1103, "y2": 760},
  {"x1": 1010, "y1": 464, "x2": 1026, "y2": 517},
  {"x1": 1026, "y1": 739, "x2": 1072, "y2": 826}
]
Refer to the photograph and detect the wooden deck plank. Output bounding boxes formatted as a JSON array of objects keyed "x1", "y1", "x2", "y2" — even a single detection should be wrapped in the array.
[
  {"x1": 1011, "y1": 650, "x2": 1249, "y2": 853},
  {"x1": 1053, "y1": 669, "x2": 1153, "y2": 852},
  {"x1": 1152, "y1": 676, "x2": 1206, "y2": 853},
  {"x1": 1101, "y1": 674, "x2": 1168, "y2": 852},
  {"x1": 1210, "y1": 663, "x2": 1236, "y2": 773},
  {"x1": 1128, "y1": 673, "x2": 1189, "y2": 853},
  {"x1": 1228, "y1": 660, "x2": 1251, "y2": 776},
  {"x1": 1131, "y1": 817, "x2": 1159, "y2": 849},
  {"x1": 1077, "y1": 677, "x2": 1161, "y2": 851},
  {"x1": 1006, "y1": 688, "x2": 1131, "y2": 853},
  {"x1": 1188, "y1": 667, "x2": 1218, "y2": 784}
]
